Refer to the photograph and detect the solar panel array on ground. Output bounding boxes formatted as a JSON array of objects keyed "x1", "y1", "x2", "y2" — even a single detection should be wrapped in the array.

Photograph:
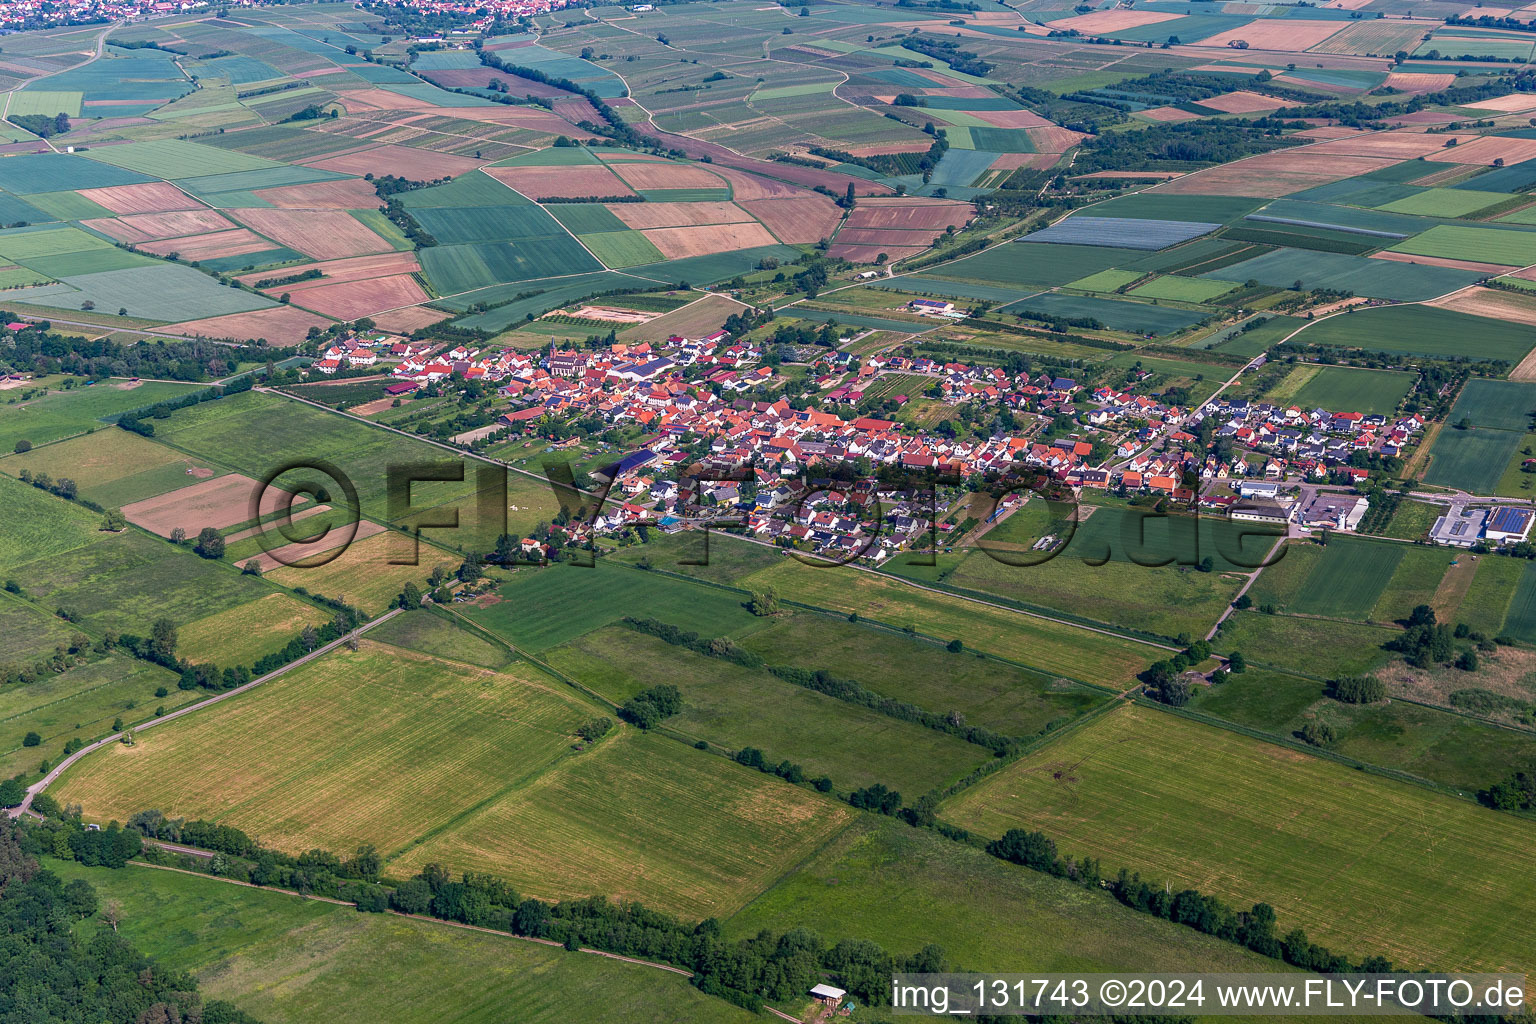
[{"x1": 1019, "y1": 216, "x2": 1218, "y2": 250}]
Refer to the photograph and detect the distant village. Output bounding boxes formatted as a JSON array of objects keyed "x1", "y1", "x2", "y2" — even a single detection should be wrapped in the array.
[{"x1": 305, "y1": 320, "x2": 1534, "y2": 562}]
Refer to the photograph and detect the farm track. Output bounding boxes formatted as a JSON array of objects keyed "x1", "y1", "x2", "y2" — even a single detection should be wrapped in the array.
[{"x1": 7, "y1": 606, "x2": 402, "y2": 818}]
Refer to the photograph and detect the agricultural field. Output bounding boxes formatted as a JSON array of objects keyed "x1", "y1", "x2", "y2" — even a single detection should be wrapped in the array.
[
  {"x1": 57, "y1": 861, "x2": 756, "y2": 1024},
  {"x1": 9, "y1": 4, "x2": 1536, "y2": 1017},
  {"x1": 941, "y1": 705, "x2": 1536, "y2": 973},
  {"x1": 55, "y1": 642, "x2": 599, "y2": 862}
]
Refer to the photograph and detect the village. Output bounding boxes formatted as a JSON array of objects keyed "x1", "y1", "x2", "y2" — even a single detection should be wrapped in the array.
[{"x1": 284, "y1": 311, "x2": 1536, "y2": 565}]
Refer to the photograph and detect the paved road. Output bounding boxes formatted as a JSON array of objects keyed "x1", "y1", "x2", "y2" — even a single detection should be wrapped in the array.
[{"x1": 8, "y1": 607, "x2": 401, "y2": 817}]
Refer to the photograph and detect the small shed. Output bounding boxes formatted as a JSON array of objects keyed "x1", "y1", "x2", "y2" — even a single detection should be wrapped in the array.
[{"x1": 810, "y1": 983, "x2": 847, "y2": 1004}]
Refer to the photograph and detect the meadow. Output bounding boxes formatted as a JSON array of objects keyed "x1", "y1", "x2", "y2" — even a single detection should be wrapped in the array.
[
  {"x1": 5, "y1": 429, "x2": 223, "y2": 508},
  {"x1": 7, "y1": 529, "x2": 269, "y2": 635},
  {"x1": 0, "y1": 380, "x2": 203, "y2": 450},
  {"x1": 369, "y1": 607, "x2": 515, "y2": 670},
  {"x1": 55, "y1": 642, "x2": 597, "y2": 858},
  {"x1": 56, "y1": 861, "x2": 755, "y2": 1024},
  {"x1": 0, "y1": 470, "x2": 104, "y2": 573},
  {"x1": 1283, "y1": 365, "x2": 1414, "y2": 415},
  {"x1": 544, "y1": 625, "x2": 991, "y2": 794},
  {"x1": 175, "y1": 591, "x2": 332, "y2": 668},
  {"x1": 940, "y1": 704, "x2": 1536, "y2": 973},
  {"x1": 726, "y1": 817, "x2": 1296, "y2": 976},
  {"x1": 390, "y1": 729, "x2": 855, "y2": 919},
  {"x1": 1214, "y1": 610, "x2": 1396, "y2": 678},
  {"x1": 0, "y1": 655, "x2": 181, "y2": 779}
]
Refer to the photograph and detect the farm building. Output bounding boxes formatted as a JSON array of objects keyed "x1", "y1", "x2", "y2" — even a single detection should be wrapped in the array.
[
  {"x1": 810, "y1": 983, "x2": 847, "y2": 1005},
  {"x1": 1299, "y1": 493, "x2": 1368, "y2": 531},
  {"x1": 1430, "y1": 508, "x2": 1486, "y2": 548},
  {"x1": 1229, "y1": 501, "x2": 1289, "y2": 526},
  {"x1": 1486, "y1": 506, "x2": 1534, "y2": 545},
  {"x1": 1238, "y1": 480, "x2": 1281, "y2": 499}
]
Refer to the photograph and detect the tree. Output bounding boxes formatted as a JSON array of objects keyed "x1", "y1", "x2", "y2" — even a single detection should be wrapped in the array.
[
  {"x1": 100, "y1": 508, "x2": 127, "y2": 531},
  {"x1": 1457, "y1": 649, "x2": 1479, "y2": 671},
  {"x1": 21, "y1": 732, "x2": 39, "y2": 747},
  {"x1": 398, "y1": 582, "x2": 422, "y2": 609},
  {"x1": 987, "y1": 828, "x2": 1058, "y2": 871},
  {"x1": 194, "y1": 527, "x2": 225, "y2": 559},
  {"x1": 242, "y1": 559, "x2": 262, "y2": 576},
  {"x1": 300, "y1": 625, "x2": 319, "y2": 652},
  {"x1": 747, "y1": 588, "x2": 780, "y2": 616},
  {"x1": 0, "y1": 779, "x2": 23, "y2": 807},
  {"x1": 100, "y1": 899, "x2": 123, "y2": 933},
  {"x1": 1228, "y1": 650, "x2": 1246, "y2": 673},
  {"x1": 12, "y1": 439, "x2": 29, "y2": 453},
  {"x1": 1300, "y1": 720, "x2": 1335, "y2": 747},
  {"x1": 946, "y1": 638, "x2": 963, "y2": 653},
  {"x1": 170, "y1": 526, "x2": 187, "y2": 545},
  {"x1": 148, "y1": 617, "x2": 178, "y2": 664}
]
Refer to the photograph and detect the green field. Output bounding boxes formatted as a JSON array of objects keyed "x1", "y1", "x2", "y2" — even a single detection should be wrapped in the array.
[
  {"x1": 605, "y1": 530, "x2": 786, "y2": 584},
  {"x1": 1127, "y1": 275, "x2": 1240, "y2": 303},
  {"x1": 1064, "y1": 268, "x2": 1142, "y2": 293},
  {"x1": 1290, "y1": 304, "x2": 1536, "y2": 364},
  {"x1": 545, "y1": 624, "x2": 990, "y2": 794},
  {"x1": 941, "y1": 704, "x2": 1536, "y2": 973},
  {"x1": 1390, "y1": 224, "x2": 1536, "y2": 266},
  {"x1": 1376, "y1": 188, "x2": 1513, "y2": 219},
  {"x1": 56, "y1": 641, "x2": 597, "y2": 859},
  {"x1": 0, "y1": 471, "x2": 106, "y2": 572},
  {"x1": 5, "y1": 428, "x2": 223, "y2": 507},
  {"x1": 0, "y1": 591, "x2": 75, "y2": 664},
  {"x1": 738, "y1": 613, "x2": 1106, "y2": 737},
  {"x1": 420, "y1": 238, "x2": 602, "y2": 294},
  {"x1": 738, "y1": 558, "x2": 1158, "y2": 686},
  {"x1": 81, "y1": 138, "x2": 278, "y2": 179},
  {"x1": 1268, "y1": 536, "x2": 1406, "y2": 619},
  {"x1": 10, "y1": 264, "x2": 279, "y2": 321},
  {"x1": 175, "y1": 591, "x2": 331, "y2": 668},
  {"x1": 0, "y1": 380, "x2": 202, "y2": 449},
  {"x1": 1424, "y1": 379, "x2": 1536, "y2": 493},
  {"x1": 1215, "y1": 609, "x2": 1396, "y2": 678},
  {"x1": 0, "y1": 655, "x2": 181, "y2": 779},
  {"x1": 1455, "y1": 554, "x2": 1524, "y2": 636},
  {"x1": 1500, "y1": 559, "x2": 1536, "y2": 644},
  {"x1": 55, "y1": 860, "x2": 755, "y2": 1024},
  {"x1": 1281, "y1": 365, "x2": 1415, "y2": 416},
  {"x1": 369, "y1": 607, "x2": 515, "y2": 669},
  {"x1": 7, "y1": 528, "x2": 268, "y2": 635},
  {"x1": 389, "y1": 728, "x2": 854, "y2": 918},
  {"x1": 726, "y1": 817, "x2": 1296, "y2": 975},
  {"x1": 1188, "y1": 666, "x2": 1536, "y2": 795},
  {"x1": 579, "y1": 229, "x2": 665, "y2": 269},
  {"x1": 466, "y1": 561, "x2": 768, "y2": 652}
]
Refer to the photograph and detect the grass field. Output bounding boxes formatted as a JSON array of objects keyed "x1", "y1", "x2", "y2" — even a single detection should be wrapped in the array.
[
  {"x1": 1281, "y1": 365, "x2": 1414, "y2": 415},
  {"x1": 0, "y1": 380, "x2": 203, "y2": 450},
  {"x1": 1215, "y1": 609, "x2": 1396, "y2": 677},
  {"x1": 738, "y1": 614, "x2": 1106, "y2": 737},
  {"x1": 579, "y1": 229, "x2": 665, "y2": 269},
  {"x1": 0, "y1": 591, "x2": 75, "y2": 664},
  {"x1": 390, "y1": 728, "x2": 854, "y2": 918},
  {"x1": 1454, "y1": 554, "x2": 1524, "y2": 636},
  {"x1": 56, "y1": 641, "x2": 597, "y2": 858},
  {"x1": 266, "y1": 531, "x2": 453, "y2": 616},
  {"x1": 545, "y1": 625, "x2": 990, "y2": 794},
  {"x1": 726, "y1": 817, "x2": 1296, "y2": 975},
  {"x1": 55, "y1": 860, "x2": 755, "y2": 1024},
  {"x1": 0, "y1": 471, "x2": 105, "y2": 573},
  {"x1": 369, "y1": 607, "x2": 515, "y2": 669},
  {"x1": 1290, "y1": 304, "x2": 1536, "y2": 364},
  {"x1": 1500, "y1": 559, "x2": 1536, "y2": 644},
  {"x1": 940, "y1": 704, "x2": 1536, "y2": 973},
  {"x1": 175, "y1": 591, "x2": 332, "y2": 668},
  {"x1": 605, "y1": 530, "x2": 786, "y2": 584},
  {"x1": 737, "y1": 559, "x2": 1158, "y2": 685},
  {"x1": 0, "y1": 655, "x2": 184, "y2": 779},
  {"x1": 1126, "y1": 275, "x2": 1239, "y2": 303}
]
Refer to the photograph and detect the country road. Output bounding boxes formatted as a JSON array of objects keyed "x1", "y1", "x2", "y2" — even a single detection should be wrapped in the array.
[{"x1": 8, "y1": 607, "x2": 401, "y2": 817}]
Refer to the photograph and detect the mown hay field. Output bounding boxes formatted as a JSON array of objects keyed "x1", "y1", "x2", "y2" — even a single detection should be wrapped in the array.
[
  {"x1": 0, "y1": 379, "x2": 203, "y2": 450},
  {"x1": 55, "y1": 643, "x2": 596, "y2": 858},
  {"x1": 176, "y1": 591, "x2": 332, "y2": 668},
  {"x1": 391, "y1": 729, "x2": 855, "y2": 919},
  {"x1": 0, "y1": 471, "x2": 106, "y2": 573},
  {"x1": 940, "y1": 704, "x2": 1536, "y2": 973}
]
